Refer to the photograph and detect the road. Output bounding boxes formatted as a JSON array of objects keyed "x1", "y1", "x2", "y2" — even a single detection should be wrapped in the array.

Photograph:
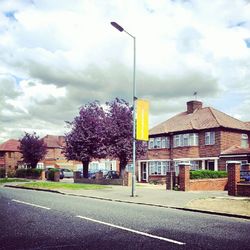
[{"x1": 0, "y1": 187, "x2": 249, "y2": 250}]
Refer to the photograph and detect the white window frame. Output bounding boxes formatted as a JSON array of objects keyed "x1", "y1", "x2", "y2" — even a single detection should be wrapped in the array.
[
  {"x1": 241, "y1": 134, "x2": 249, "y2": 148},
  {"x1": 149, "y1": 161, "x2": 170, "y2": 175},
  {"x1": 174, "y1": 133, "x2": 198, "y2": 147},
  {"x1": 205, "y1": 131, "x2": 215, "y2": 145}
]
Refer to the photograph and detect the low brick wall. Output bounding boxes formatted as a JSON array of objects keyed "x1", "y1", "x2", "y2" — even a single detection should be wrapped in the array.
[
  {"x1": 189, "y1": 178, "x2": 228, "y2": 191},
  {"x1": 237, "y1": 183, "x2": 250, "y2": 196},
  {"x1": 148, "y1": 175, "x2": 166, "y2": 184},
  {"x1": 74, "y1": 178, "x2": 123, "y2": 185}
]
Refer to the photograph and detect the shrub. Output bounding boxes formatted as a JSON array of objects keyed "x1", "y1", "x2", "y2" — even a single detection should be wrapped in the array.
[
  {"x1": 190, "y1": 170, "x2": 227, "y2": 179},
  {"x1": 0, "y1": 168, "x2": 5, "y2": 178},
  {"x1": 15, "y1": 168, "x2": 43, "y2": 178},
  {"x1": 47, "y1": 168, "x2": 60, "y2": 181}
]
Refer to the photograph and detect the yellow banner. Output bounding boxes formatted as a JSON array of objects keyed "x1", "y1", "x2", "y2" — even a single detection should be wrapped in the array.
[{"x1": 136, "y1": 99, "x2": 149, "y2": 141}]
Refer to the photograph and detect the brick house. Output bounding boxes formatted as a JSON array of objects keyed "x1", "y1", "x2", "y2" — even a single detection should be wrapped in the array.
[
  {"x1": 137, "y1": 100, "x2": 250, "y2": 183},
  {"x1": 0, "y1": 139, "x2": 22, "y2": 175}
]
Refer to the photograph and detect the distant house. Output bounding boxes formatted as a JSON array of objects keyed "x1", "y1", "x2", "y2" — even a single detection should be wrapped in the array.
[
  {"x1": 137, "y1": 100, "x2": 250, "y2": 183},
  {"x1": 0, "y1": 139, "x2": 22, "y2": 175}
]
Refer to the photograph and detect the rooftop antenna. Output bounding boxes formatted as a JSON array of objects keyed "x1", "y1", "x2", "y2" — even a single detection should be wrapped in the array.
[{"x1": 193, "y1": 91, "x2": 198, "y2": 100}]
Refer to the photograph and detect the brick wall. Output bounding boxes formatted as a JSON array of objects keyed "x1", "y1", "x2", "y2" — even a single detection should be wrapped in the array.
[
  {"x1": 227, "y1": 161, "x2": 241, "y2": 196},
  {"x1": 189, "y1": 178, "x2": 227, "y2": 191},
  {"x1": 179, "y1": 164, "x2": 228, "y2": 191},
  {"x1": 237, "y1": 183, "x2": 250, "y2": 196},
  {"x1": 4, "y1": 151, "x2": 22, "y2": 173},
  {"x1": 227, "y1": 161, "x2": 250, "y2": 197},
  {"x1": 148, "y1": 175, "x2": 166, "y2": 184},
  {"x1": 147, "y1": 149, "x2": 170, "y2": 159},
  {"x1": 172, "y1": 146, "x2": 200, "y2": 159},
  {"x1": 199, "y1": 130, "x2": 221, "y2": 157},
  {"x1": 220, "y1": 131, "x2": 242, "y2": 151}
]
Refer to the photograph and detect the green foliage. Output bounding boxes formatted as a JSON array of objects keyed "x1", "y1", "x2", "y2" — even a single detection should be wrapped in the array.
[
  {"x1": 47, "y1": 168, "x2": 60, "y2": 181},
  {"x1": 0, "y1": 168, "x2": 5, "y2": 178},
  {"x1": 20, "y1": 182, "x2": 109, "y2": 190},
  {"x1": 15, "y1": 168, "x2": 43, "y2": 178},
  {"x1": 190, "y1": 170, "x2": 227, "y2": 179}
]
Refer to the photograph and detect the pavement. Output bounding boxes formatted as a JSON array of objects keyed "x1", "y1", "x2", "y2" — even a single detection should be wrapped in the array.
[{"x1": 3, "y1": 180, "x2": 250, "y2": 219}]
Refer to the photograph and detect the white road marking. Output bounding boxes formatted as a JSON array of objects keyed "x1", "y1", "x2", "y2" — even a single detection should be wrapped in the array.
[
  {"x1": 76, "y1": 215, "x2": 185, "y2": 245},
  {"x1": 12, "y1": 199, "x2": 51, "y2": 210}
]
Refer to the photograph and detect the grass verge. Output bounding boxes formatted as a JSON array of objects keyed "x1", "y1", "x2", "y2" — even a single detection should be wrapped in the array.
[
  {"x1": 17, "y1": 182, "x2": 110, "y2": 190},
  {"x1": 0, "y1": 178, "x2": 30, "y2": 185}
]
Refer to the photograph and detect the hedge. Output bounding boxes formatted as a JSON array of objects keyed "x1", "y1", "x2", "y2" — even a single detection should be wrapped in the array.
[
  {"x1": 15, "y1": 168, "x2": 43, "y2": 178},
  {"x1": 190, "y1": 170, "x2": 227, "y2": 179}
]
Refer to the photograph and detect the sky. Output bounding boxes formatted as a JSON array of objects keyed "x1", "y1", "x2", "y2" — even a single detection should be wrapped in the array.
[{"x1": 0, "y1": 0, "x2": 250, "y2": 143}]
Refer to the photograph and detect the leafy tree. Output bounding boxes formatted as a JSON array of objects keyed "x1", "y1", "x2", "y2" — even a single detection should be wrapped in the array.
[
  {"x1": 64, "y1": 101, "x2": 107, "y2": 178},
  {"x1": 19, "y1": 132, "x2": 47, "y2": 168},
  {"x1": 106, "y1": 98, "x2": 147, "y2": 178}
]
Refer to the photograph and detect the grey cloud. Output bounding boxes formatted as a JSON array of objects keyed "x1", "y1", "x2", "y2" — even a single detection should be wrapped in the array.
[{"x1": 137, "y1": 70, "x2": 220, "y2": 100}]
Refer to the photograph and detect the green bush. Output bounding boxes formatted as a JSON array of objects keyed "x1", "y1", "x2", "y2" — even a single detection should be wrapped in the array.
[
  {"x1": 0, "y1": 168, "x2": 5, "y2": 178},
  {"x1": 190, "y1": 170, "x2": 227, "y2": 179},
  {"x1": 47, "y1": 168, "x2": 60, "y2": 181},
  {"x1": 15, "y1": 168, "x2": 43, "y2": 178}
]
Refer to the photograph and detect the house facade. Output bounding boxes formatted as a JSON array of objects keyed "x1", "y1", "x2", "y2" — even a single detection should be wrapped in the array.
[
  {"x1": 137, "y1": 100, "x2": 250, "y2": 183},
  {"x1": 0, "y1": 139, "x2": 22, "y2": 175}
]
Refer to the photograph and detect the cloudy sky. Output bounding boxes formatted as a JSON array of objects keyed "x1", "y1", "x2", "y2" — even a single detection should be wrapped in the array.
[{"x1": 0, "y1": 0, "x2": 250, "y2": 143}]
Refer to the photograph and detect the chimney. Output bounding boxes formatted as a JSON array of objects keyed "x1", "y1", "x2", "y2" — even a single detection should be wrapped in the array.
[{"x1": 187, "y1": 100, "x2": 202, "y2": 114}]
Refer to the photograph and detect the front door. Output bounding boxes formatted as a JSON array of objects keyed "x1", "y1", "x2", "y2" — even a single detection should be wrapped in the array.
[
  {"x1": 207, "y1": 161, "x2": 215, "y2": 171},
  {"x1": 141, "y1": 162, "x2": 147, "y2": 181}
]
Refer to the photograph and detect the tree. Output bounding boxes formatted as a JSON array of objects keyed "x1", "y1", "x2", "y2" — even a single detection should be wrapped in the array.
[
  {"x1": 106, "y1": 98, "x2": 147, "y2": 178},
  {"x1": 19, "y1": 132, "x2": 47, "y2": 168},
  {"x1": 64, "y1": 101, "x2": 107, "y2": 178}
]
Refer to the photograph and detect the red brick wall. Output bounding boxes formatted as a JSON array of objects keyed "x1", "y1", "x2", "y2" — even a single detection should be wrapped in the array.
[
  {"x1": 199, "y1": 130, "x2": 221, "y2": 157},
  {"x1": 148, "y1": 175, "x2": 166, "y2": 184},
  {"x1": 4, "y1": 151, "x2": 22, "y2": 173},
  {"x1": 228, "y1": 162, "x2": 241, "y2": 196},
  {"x1": 189, "y1": 178, "x2": 228, "y2": 191},
  {"x1": 172, "y1": 146, "x2": 200, "y2": 159},
  {"x1": 220, "y1": 131, "x2": 242, "y2": 151},
  {"x1": 237, "y1": 183, "x2": 250, "y2": 196},
  {"x1": 147, "y1": 149, "x2": 170, "y2": 159}
]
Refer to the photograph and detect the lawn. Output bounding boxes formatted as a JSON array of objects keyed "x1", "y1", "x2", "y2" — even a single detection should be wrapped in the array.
[
  {"x1": 0, "y1": 178, "x2": 30, "y2": 185},
  {"x1": 18, "y1": 182, "x2": 110, "y2": 190}
]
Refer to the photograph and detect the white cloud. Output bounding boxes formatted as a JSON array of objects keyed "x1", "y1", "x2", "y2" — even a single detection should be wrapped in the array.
[{"x1": 0, "y1": 0, "x2": 250, "y2": 143}]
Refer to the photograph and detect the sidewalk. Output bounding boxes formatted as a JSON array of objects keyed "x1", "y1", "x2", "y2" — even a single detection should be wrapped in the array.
[{"x1": 3, "y1": 182, "x2": 250, "y2": 219}]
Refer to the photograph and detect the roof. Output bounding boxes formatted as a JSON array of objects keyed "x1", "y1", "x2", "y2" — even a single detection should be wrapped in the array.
[
  {"x1": 150, "y1": 105, "x2": 250, "y2": 136},
  {"x1": 0, "y1": 139, "x2": 20, "y2": 152},
  {"x1": 42, "y1": 135, "x2": 65, "y2": 148},
  {"x1": 221, "y1": 145, "x2": 250, "y2": 155}
]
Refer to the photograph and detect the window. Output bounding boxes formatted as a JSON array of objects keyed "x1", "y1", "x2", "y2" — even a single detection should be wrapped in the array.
[
  {"x1": 205, "y1": 132, "x2": 215, "y2": 145},
  {"x1": 173, "y1": 133, "x2": 198, "y2": 147},
  {"x1": 241, "y1": 134, "x2": 249, "y2": 148},
  {"x1": 148, "y1": 137, "x2": 170, "y2": 149},
  {"x1": 149, "y1": 161, "x2": 170, "y2": 175}
]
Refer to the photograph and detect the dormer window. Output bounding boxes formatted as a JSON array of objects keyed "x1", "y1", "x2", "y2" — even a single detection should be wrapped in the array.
[{"x1": 241, "y1": 134, "x2": 249, "y2": 148}]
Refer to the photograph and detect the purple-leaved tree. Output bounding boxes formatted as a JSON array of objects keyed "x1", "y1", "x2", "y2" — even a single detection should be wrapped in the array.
[
  {"x1": 106, "y1": 98, "x2": 147, "y2": 178},
  {"x1": 64, "y1": 101, "x2": 107, "y2": 178},
  {"x1": 19, "y1": 132, "x2": 47, "y2": 168}
]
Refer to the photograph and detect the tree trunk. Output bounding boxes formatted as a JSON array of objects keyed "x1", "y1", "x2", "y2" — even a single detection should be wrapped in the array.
[
  {"x1": 82, "y1": 160, "x2": 89, "y2": 178},
  {"x1": 119, "y1": 159, "x2": 128, "y2": 179}
]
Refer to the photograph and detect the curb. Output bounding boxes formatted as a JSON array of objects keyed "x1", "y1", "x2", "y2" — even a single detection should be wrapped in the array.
[{"x1": 4, "y1": 185, "x2": 250, "y2": 220}]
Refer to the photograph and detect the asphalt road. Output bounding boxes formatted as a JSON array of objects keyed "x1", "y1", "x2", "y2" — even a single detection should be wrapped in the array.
[{"x1": 0, "y1": 187, "x2": 249, "y2": 250}]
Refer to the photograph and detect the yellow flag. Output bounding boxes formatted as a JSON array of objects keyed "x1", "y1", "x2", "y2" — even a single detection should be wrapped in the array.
[{"x1": 136, "y1": 99, "x2": 149, "y2": 141}]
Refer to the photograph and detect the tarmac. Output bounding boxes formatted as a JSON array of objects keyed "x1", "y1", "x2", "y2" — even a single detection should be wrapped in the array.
[{"x1": 3, "y1": 181, "x2": 250, "y2": 220}]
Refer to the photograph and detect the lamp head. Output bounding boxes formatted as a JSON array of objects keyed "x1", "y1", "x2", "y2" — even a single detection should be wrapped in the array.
[{"x1": 111, "y1": 22, "x2": 124, "y2": 32}]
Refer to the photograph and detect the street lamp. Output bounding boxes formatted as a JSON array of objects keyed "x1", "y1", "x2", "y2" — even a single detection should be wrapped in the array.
[{"x1": 111, "y1": 21, "x2": 137, "y2": 197}]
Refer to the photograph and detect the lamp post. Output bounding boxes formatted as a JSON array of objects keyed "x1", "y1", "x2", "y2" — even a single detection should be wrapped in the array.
[{"x1": 111, "y1": 21, "x2": 137, "y2": 197}]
